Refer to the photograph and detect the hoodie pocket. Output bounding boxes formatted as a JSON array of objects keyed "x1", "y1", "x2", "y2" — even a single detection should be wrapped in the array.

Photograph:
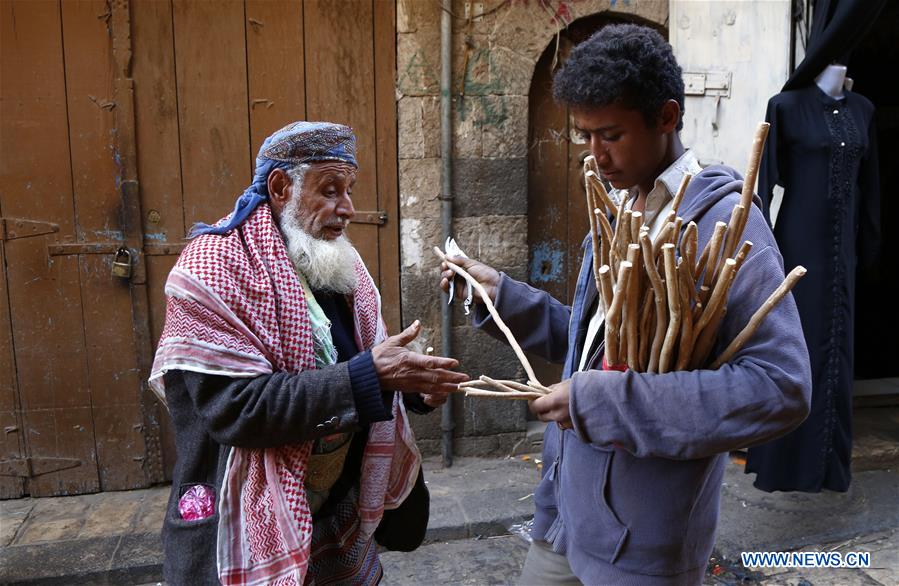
[{"x1": 561, "y1": 446, "x2": 628, "y2": 564}]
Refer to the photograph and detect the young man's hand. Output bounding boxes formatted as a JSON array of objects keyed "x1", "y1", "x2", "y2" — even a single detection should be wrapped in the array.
[
  {"x1": 529, "y1": 380, "x2": 573, "y2": 430},
  {"x1": 371, "y1": 320, "x2": 469, "y2": 394},
  {"x1": 439, "y1": 256, "x2": 501, "y2": 304}
]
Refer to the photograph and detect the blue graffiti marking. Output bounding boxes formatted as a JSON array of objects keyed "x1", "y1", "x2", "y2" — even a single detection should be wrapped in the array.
[{"x1": 529, "y1": 241, "x2": 565, "y2": 284}]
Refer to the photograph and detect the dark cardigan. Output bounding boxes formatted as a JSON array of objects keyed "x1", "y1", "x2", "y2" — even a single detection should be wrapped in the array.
[{"x1": 160, "y1": 290, "x2": 429, "y2": 584}]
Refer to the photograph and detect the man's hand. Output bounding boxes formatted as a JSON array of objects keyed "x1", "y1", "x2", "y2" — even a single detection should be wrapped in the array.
[
  {"x1": 439, "y1": 256, "x2": 501, "y2": 305},
  {"x1": 529, "y1": 380, "x2": 573, "y2": 430},
  {"x1": 372, "y1": 320, "x2": 469, "y2": 395}
]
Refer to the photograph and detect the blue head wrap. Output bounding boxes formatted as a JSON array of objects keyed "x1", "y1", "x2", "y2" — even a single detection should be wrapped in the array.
[{"x1": 190, "y1": 121, "x2": 358, "y2": 237}]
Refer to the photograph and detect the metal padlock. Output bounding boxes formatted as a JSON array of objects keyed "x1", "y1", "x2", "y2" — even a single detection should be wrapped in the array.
[{"x1": 111, "y1": 247, "x2": 132, "y2": 279}]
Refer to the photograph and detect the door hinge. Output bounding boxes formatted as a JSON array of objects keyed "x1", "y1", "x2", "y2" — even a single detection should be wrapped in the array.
[
  {"x1": 0, "y1": 218, "x2": 60, "y2": 241},
  {"x1": 683, "y1": 71, "x2": 732, "y2": 98},
  {"x1": 0, "y1": 456, "x2": 82, "y2": 478}
]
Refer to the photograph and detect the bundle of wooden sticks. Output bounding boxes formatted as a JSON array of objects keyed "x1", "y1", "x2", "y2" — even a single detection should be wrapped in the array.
[{"x1": 436, "y1": 122, "x2": 806, "y2": 399}]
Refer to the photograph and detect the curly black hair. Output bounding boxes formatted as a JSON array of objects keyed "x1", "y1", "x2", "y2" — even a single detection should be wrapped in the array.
[{"x1": 553, "y1": 23, "x2": 685, "y2": 131}]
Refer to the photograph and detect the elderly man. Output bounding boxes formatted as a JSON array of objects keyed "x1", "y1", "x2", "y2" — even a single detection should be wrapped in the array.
[{"x1": 151, "y1": 121, "x2": 466, "y2": 585}]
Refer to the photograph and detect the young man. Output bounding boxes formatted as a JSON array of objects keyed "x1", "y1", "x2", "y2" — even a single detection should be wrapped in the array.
[{"x1": 441, "y1": 25, "x2": 811, "y2": 585}]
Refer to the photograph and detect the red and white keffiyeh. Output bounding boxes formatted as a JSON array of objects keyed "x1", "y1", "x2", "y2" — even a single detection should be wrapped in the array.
[{"x1": 150, "y1": 203, "x2": 421, "y2": 586}]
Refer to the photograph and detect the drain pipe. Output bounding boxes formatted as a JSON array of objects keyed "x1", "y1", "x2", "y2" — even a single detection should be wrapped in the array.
[{"x1": 439, "y1": 0, "x2": 455, "y2": 468}]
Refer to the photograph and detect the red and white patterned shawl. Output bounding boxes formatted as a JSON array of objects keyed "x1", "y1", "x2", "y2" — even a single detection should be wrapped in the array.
[{"x1": 149, "y1": 203, "x2": 421, "y2": 586}]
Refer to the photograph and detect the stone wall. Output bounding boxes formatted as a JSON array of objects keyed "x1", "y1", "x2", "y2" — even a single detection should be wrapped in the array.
[{"x1": 396, "y1": 0, "x2": 668, "y2": 456}]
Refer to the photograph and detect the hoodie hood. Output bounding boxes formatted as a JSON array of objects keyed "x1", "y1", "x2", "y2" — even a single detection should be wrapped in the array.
[{"x1": 676, "y1": 165, "x2": 763, "y2": 226}]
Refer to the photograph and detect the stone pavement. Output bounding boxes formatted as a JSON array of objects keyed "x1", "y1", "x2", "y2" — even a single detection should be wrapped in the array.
[
  {"x1": 2, "y1": 405, "x2": 898, "y2": 585},
  {"x1": 0, "y1": 455, "x2": 538, "y2": 585}
]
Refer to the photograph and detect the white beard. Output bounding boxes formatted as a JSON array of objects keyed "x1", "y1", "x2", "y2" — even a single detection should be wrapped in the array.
[{"x1": 278, "y1": 198, "x2": 358, "y2": 294}]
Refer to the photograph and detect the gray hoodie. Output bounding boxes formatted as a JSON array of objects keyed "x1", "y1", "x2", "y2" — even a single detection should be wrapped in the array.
[{"x1": 474, "y1": 165, "x2": 811, "y2": 584}]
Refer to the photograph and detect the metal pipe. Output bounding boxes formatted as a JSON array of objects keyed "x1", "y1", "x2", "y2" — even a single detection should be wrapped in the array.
[{"x1": 440, "y1": 0, "x2": 455, "y2": 467}]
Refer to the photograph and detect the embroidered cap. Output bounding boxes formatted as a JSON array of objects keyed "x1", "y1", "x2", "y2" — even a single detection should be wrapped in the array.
[
  {"x1": 262, "y1": 121, "x2": 358, "y2": 168},
  {"x1": 189, "y1": 121, "x2": 357, "y2": 237}
]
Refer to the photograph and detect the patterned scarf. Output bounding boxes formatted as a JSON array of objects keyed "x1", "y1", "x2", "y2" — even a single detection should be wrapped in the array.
[{"x1": 150, "y1": 203, "x2": 421, "y2": 585}]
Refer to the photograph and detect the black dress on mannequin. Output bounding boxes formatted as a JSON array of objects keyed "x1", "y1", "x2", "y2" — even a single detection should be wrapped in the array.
[{"x1": 746, "y1": 85, "x2": 880, "y2": 493}]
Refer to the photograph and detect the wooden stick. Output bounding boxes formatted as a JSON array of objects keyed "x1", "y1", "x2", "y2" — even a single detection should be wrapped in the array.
[
  {"x1": 630, "y1": 211, "x2": 643, "y2": 243},
  {"x1": 481, "y1": 375, "x2": 550, "y2": 395},
  {"x1": 711, "y1": 266, "x2": 807, "y2": 368},
  {"x1": 659, "y1": 244, "x2": 681, "y2": 373},
  {"x1": 638, "y1": 287, "x2": 654, "y2": 372},
  {"x1": 723, "y1": 122, "x2": 770, "y2": 261},
  {"x1": 618, "y1": 210, "x2": 633, "y2": 258},
  {"x1": 604, "y1": 260, "x2": 633, "y2": 367},
  {"x1": 690, "y1": 304, "x2": 727, "y2": 369},
  {"x1": 672, "y1": 173, "x2": 692, "y2": 214},
  {"x1": 694, "y1": 239, "x2": 711, "y2": 282},
  {"x1": 595, "y1": 208, "x2": 615, "y2": 268},
  {"x1": 694, "y1": 258, "x2": 737, "y2": 336},
  {"x1": 700, "y1": 222, "x2": 728, "y2": 291},
  {"x1": 681, "y1": 222, "x2": 699, "y2": 303},
  {"x1": 610, "y1": 195, "x2": 627, "y2": 276},
  {"x1": 713, "y1": 205, "x2": 743, "y2": 283},
  {"x1": 477, "y1": 378, "x2": 548, "y2": 394},
  {"x1": 653, "y1": 221, "x2": 676, "y2": 259},
  {"x1": 463, "y1": 388, "x2": 544, "y2": 401},
  {"x1": 696, "y1": 285, "x2": 710, "y2": 307},
  {"x1": 585, "y1": 170, "x2": 618, "y2": 217},
  {"x1": 733, "y1": 240, "x2": 754, "y2": 272},
  {"x1": 671, "y1": 217, "x2": 684, "y2": 249},
  {"x1": 625, "y1": 244, "x2": 642, "y2": 370},
  {"x1": 675, "y1": 259, "x2": 697, "y2": 371},
  {"x1": 598, "y1": 264, "x2": 614, "y2": 316},
  {"x1": 690, "y1": 259, "x2": 739, "y2": 369},
  {"x1": 640, "y1": 232, "x2": 667, "y2": 373},
  {"x1": 434, "y1": 247, "x2": 541, "y2": 385},
  {"x1": 692, "y1": 301, "x2": 703, "y2": 324},
  {"x1": 585, "y1": 175, "x2": 603, "y2": 296},
  {"x1": 682, "y1": 222, "x2": 699, "y2": 289}
]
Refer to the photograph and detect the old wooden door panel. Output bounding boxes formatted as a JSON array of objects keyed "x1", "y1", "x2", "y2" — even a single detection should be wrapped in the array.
[
  {"x1": 144, "y1": 254, "x2": 178, "y2": 475},
  {"x1": 528, "y1": 39, "x2": 573, "y2": 307},
  {"x1": 246, "y1": 0, "x2": 307, "y2": 157},
  {"x1": 131, "y1": 0, "x2": 186, "y2": 479},
  {"x1": 0, "y1": 239, "x2": 25, "y2": 499},
  {"x1": 132, "y1": 0, "x2": 184, "y2": 247},
  {"x1": 304, "y1": 0, "x2": 380, "y2": 283},
  {"x1": 172, "y1": 0, "x2": 252, "y2": 226},
  {"x1": 60, "y1": 0, "x2": 149, "y2": 491},
  {"x1": 372, "y1": 0, "x2": 400, "y2": 332},
  {"x1": 0, "y1": 0, "x2": 99, "y2": 496},
  {"x1": 527, "y1": 34, "x2": 582, "y2": 386}
]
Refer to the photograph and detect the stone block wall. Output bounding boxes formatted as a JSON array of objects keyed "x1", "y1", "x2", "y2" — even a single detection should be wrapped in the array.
[{"x1": 396, "y1": 0, "x2": 668, "y2": 455}]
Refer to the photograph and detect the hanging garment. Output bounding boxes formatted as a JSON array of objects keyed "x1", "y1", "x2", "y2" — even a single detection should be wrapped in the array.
[{"x1": 746, "y1": 85, "x2": 880, "y2": 493}]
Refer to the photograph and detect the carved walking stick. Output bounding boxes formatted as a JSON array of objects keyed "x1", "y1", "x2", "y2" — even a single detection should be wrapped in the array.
[
  {"x1": 434, "y1": 247, "x2": 542, "y2": 387},
  {"x1": 710, "y1": 266, "x2": 807, "y2": 368}
]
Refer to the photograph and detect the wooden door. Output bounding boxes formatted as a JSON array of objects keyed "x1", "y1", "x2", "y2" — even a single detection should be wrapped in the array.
[
  {"x1": 526, "y1": 13, "x2": 664, "y2": 384},
  {"x1": 0, "y1": 0, "x2": 400, "y2": 496},
  {"x1": 1, "y1": 0, "x2": 151, "y2": 497}
]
